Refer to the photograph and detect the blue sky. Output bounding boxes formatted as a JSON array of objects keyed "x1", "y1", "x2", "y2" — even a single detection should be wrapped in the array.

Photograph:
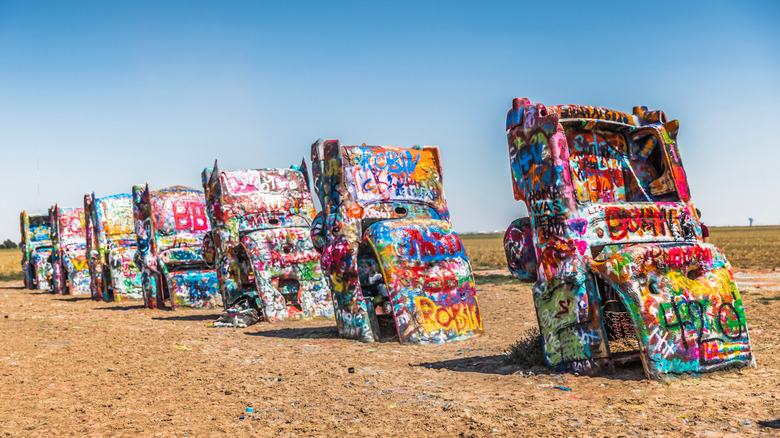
[{"x1": 1, "y1": 0, "x2": 778, "y2": 242}]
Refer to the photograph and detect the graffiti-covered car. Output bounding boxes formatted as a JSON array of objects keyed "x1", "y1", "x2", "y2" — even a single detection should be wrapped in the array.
[
  {"x1": 201, "y1": 160, "x2": 333, "y2": 326},
  {"x1": 132, "y1": 185, "x2": 220, "y2": 309},
  {"x1": 311, "y1": 139, "x2": 482, "y2": 344},
  {"x1": 84, "y1": 193, "x2": 143, "y2": 302},
  {"x1": 20, "y1": 211, "x2": 54, "y2": 290},
  {"x1": 49, "y1": 205, "x2": 91, "y2": 295},
  {"x1": 504, "y1": 97, "x2": 754, "y2": 379}
]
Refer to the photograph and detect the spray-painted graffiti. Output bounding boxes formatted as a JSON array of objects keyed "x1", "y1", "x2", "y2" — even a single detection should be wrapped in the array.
[
  {"x1": 311, "y1": 139, "x2": 481, "y2": 344},
  {"x1": 200, "y1": 161, "x2": 332, "y2": 325},
  {"x1": 48, "y1": 206, "x2": 91, "y2": 295},
  {"x1": 504, "y1": 98, "x2": 754, "y2": 379},
  {"x1": 567, "y1": 130, "x2": 628, "y2": 203},
  {"x1": 592, "y1": 243, "x2": 751, "y2": 375},
  {"x1": 166, "y1": 269, "x2": 220, "y2": 309},
  {"x1": 603, "y1": 205, "x2": 686, "y2": 240},
  {"x1": 346, "y1": 146, "x2": 445, "y2": 207},
  {"x1": 19, "y1": 211, "x2": 54, "y2": 290},
  {"x1": 553, "y1": 104, "x2": 634, "y2": 125},
  {"x1": 84, "y1": 193, "x2": 143, "y2": 302},
  {"x1": 132, "y1": 185, "x2": 220, "y2": 310},
  {"x1": 503, "y1": 217, "x2": 537, "y2": 282},
  {"x1": 366, "y1": 219, "x2": 481, "y2": 343},
  {"x1": 241, "y1": 228, "x2": 332, "y2": 321}
]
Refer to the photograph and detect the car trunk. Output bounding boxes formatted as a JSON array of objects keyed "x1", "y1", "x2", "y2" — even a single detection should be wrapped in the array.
[
  {"x1": 240, "y1": 227, "x2": 331, "y2": 322},
  {"x1": 107, "y1": 246, "x2": 143, "y2": 301},
  {"x1": 590, "y1": 241, "x2": 755, "y2": 379},
  {"x1": 362, "y1": 218, "x2": 482, "y2": 344},
  {"x1": 159, "y1": 247, "x2": 220, "y2": 309}
]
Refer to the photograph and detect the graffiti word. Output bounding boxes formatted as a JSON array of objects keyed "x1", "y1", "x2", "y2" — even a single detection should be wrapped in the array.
[
  {"x1": 641, "y1": 245, "x2": 714, "y2": 270},
  {"x1": 172, "y1": 201, "x2": 209, "y2": 231},
  {"x1": 395, "y1": 228, "x2": 465, "y2": 262},
  {"x1": 605, "y1": 206, "x2": 682, "y2": 241},
  {"x1": 659, "y1": 296, "x2": 747, "y2": 354},
  {"x1": 415, "y1": 296, "x2": 481, "y2": 335},
  {"x1": 554, "y1": 105, "x2": 633, "y2": 125},
  {"x1": 354, "y1": 147, "x2": 420, "y2": 175}
]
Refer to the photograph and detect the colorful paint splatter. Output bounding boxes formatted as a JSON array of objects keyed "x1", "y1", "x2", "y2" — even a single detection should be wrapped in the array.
[
  {"x1": 132, "y1": 185, "x2": 220, "y2": 309},
  {"x1": 84, "y1": 193, "x2": 143, "y2": 302},
  {"x1": 48, "y1": 205, "x2": 91, "y2": 295},
  {"x1": 201, "y1": 161, "x2": 333, "y2": 323},
  {"x1": 311, "y1": 140, "x2": 482, "y2": 344},
  {"x1": 19, "y1": 211, "x2": 54, "y2": 290},
  {"x1": 504, "y1": 98, "x2": 754, "y2": 379}
]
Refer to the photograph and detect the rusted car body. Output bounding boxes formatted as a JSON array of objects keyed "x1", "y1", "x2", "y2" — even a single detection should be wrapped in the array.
[
  {"x1": 201, "y1": 161, "x2": 333, "y2": 323},
  {"x1": 132, "y1": 185, "x2": 220, "y2": 309},
  {"x1": 20, "y1": 211, "x2": 54, "y2": 290},
  {"x1": 504, "y1": 98, "x2": 754, "y2": 379},
  {"x1": 84, "y1": 193, "x2": 143, "y2": 302},
  {"x1": 49, "y1": 205, "x2": 91, "y2": 295},
  {"x1": 311, "y1": 139, "x2": 482, "y2": 344}
]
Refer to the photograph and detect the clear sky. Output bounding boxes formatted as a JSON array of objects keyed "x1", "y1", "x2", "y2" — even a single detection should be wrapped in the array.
[{"x1": 1, "y1": 0, "x2": 778, "y2": 242}]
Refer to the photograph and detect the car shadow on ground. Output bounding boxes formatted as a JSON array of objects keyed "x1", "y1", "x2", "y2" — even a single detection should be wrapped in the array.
[
  {"x1": 245, "y1": 326, "x2": 341, "y2": 339},
  {"x1": 97, "y1": 304, "x2": 147, "y2": 311},
  {"x1": 413, "y1": 355, "x2": 646, "y2": 381},
  {"x1": 758, "y1": 419, "x2": 780, "y2": 429},
  {"x1": 54, "y1": 297, "x2": 91, "y2": 302},
  {"x1": 415, "y1": 355, "x2": 507, "y2": 374},
  {"x1": 152, "y1": 313, "x2": 218, "y2": 322}
]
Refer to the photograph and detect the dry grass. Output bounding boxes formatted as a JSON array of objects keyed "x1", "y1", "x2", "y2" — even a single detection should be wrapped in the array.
[
  {"x1": 0, "y1": 248, "x2": 21, "y2": 273},
  {"x1": 461, "y1": 233, "x2": 506, "y2": 270},
  {"x1": 462, "y1": 225, "x2": 780, "y2": 271},
  {"x1": 502, "y1": 327, "x2": 544, "y2": 368},
  {"x1": 0, "y1": 248, "x2": 22, "y2": 280},
  {"x1": 709, "y1": 226, "x2": 780, "y2": 270}
]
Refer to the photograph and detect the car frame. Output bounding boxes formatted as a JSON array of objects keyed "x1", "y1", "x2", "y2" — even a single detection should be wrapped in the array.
[
  {"x1": 504, "y1": 97, "x2": 754, "y2": 379},
  {"x1": 84, "y1": 193, "x2": 143, "y2": 301},
  {"x1": 201, "y1": 160, "x2": 333, "y2": 323},
  {"x1": 311, "y1": 139, "x2": 482, "y2": 344},
  {"x1": 20, "y1": 211, "x2": 54, "y2": 290},
  {"x1": 49, "y1": 205, "x2": 91, "y2": 295},
  {"x1": 132, "y1": 184, "x2": 220, "y2": 309}
]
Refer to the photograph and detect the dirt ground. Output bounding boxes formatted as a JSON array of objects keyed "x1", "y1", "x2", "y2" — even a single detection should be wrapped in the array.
[{"x1": 1, "y1": 271, "x2": 778, "y2": 437}]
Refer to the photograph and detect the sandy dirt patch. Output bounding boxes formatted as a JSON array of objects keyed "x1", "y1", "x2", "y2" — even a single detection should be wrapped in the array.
[{"x1": 0, "y1": 273, "x2": 778, "y2": 436}]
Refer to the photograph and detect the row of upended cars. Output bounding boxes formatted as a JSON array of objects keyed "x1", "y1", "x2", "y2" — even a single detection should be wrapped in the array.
[{"x1": 18, "y1": 99, "x2": 755, "y2": 380}]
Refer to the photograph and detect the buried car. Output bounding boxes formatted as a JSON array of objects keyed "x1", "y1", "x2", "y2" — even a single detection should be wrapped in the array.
[
  {"x1": 20, "y1": 211, "x2": 54, "y2": 290},
  {"x1": 84, "y1": 193, "x2": 143, "y2": 301},
  {"x1": 201, "y1": 160, "x2": 332, "y2": 326},
  {"x1": 311, "y1": 139, "x2": 482, "y2": 344},
  {"x1": 503, "y1": 97, "x2": 754, "y2": 379},
  {"x1": 132, "y1": 185, "x2": 220, "y2": 309},
  {"x1": 49, "y1": 205, "x2": 91, "y2": 295}
]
